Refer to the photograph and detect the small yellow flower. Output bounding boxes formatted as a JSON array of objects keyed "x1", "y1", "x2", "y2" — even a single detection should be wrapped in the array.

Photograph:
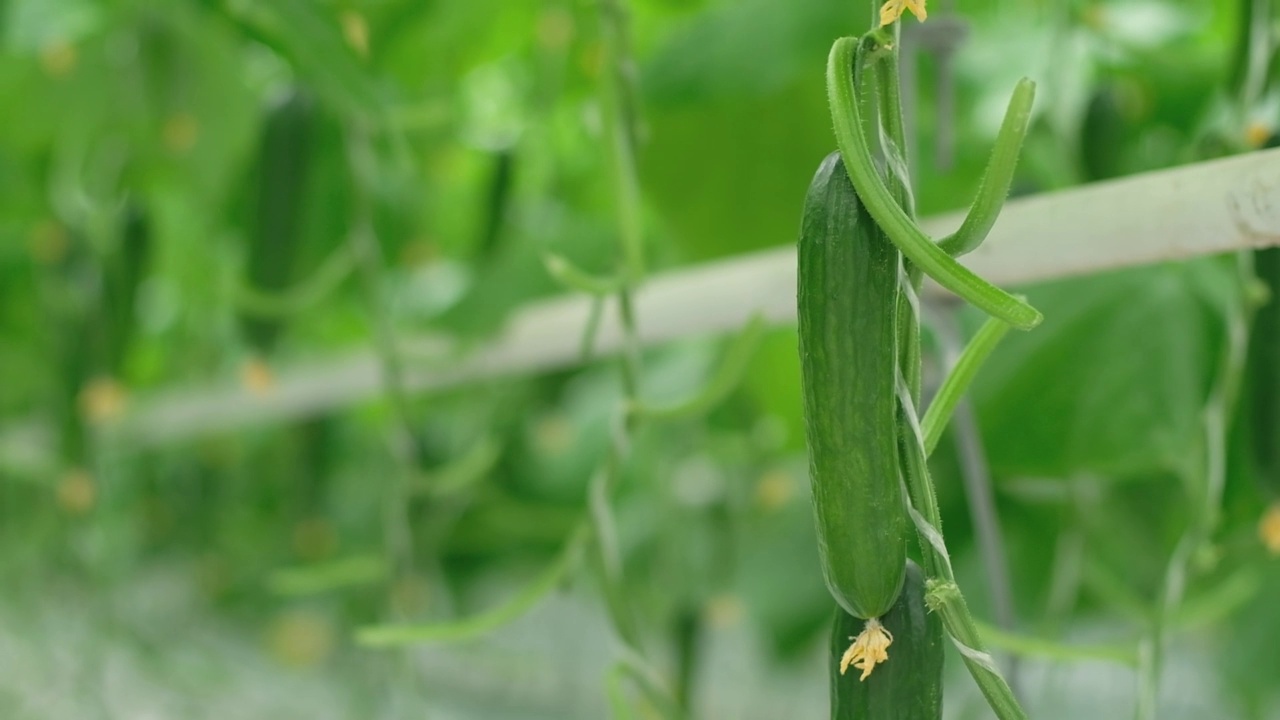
[
  {"x1": 1259, "y1": 503, "x2": 1280, "y2": 555},
  {"x1": 162, "y1": 113, "x2": 200, "y2": 155},
  {"x1": 839, "y1": 617, "x2": 894, "y2": 681},
  {"x1": 880, "y1": 0, "x2": 928, "y2": 26},
  {"x1": 241, "y1": 356, "x2": 275, "y2": 396},
  {"x1": 56, "y1": 468, "x2": 96, "y2": 515},
  {"x1": 1245, "y1": 122, "x2": 1273, "y2": 149},
  {"x1": 79, "y1": 376, "x2": 128, "y2": 423},
  {"x1": 754, "y1": 469, "x2": 795, "y2": 511},
  {"x1": 40, "y1": 39, "x2": 77, "y2": 77},
  {"x1": 340, "y1": 10, "x2": 370, "y2": 58},
  {"x1": 703, "y1": 594, "x2": 746, "y2": 628}
]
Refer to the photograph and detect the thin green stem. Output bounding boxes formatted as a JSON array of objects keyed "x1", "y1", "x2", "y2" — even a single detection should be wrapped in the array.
[
  {"x1": 864, "y1": 30, "x2": 915, "y2": 219},
  {"x1": 972, "y1": 620, "x2": 1139, "y2": 667},
  {"x1": 628, "y1": 314, "x2": 766, "y2": 421},
  {"x1": 606, "y1": 665, "x2": 638, "y2": 720},
  {"x1": 672, "y1": 609, "x2": 701, "y2": 713},
  {"x1": 933, "y1": 311, "x2": 1021, "y2": 697},
  {"x1": 1139, "y1": 9, "x2": 1268, "y2": 706},
  {"x1": 1139, "y1": 254, "x2": 1256, "y2": 720},
  {"x1": 345, "y1": 124, "x2": 419, "y2": 600},
  {"x1": 413, "y1": 436, "x2": 502, "y2": 499},
  {"x1": 616, "y1": 286, "x2": 643, "y2": 403},
  {"x1": 580, "y1": 295, "x2": 607, "y2": 363},
  {"x1": 235, "y1": 244, "x2": 356, "y2": 318},
  {"x1": 589, "y1": 441, "x2": 641, "y2": 647},
  {"x1": 544, "y1": 253, "x2": 623, "y2": 296},
  {"x1": 269, "y1": 555, "x2": 387, "y2": 596},
  {"x1": 858, "y1": 29, "x2": 926, "y2": 409},
  {"x1": 355, "y1": 522, "x2": 590, "y2": 646},
  {"x1": 899, "y1": 376, "x2": 1028, "y2": 720},
  {"x1": 597, "y1": 0, "x2": 644, "y2": 623},
  {"x1": 921, "y1": 315, "x2": 1012, "y2": 456},
  {"x1": 938, "y1": 79, "x2": 1036, "y2": 257},
  {"x1": 607, "y1": 650, "x2": 684, "y2": 720},
  {"x1": 1230, "y1": 0, "x2": 1272, "y2": 109},
  {"x1": 600, "y1": 0, "x2": 645, "y2": 280},
  {"x1": 589, "y1": 2, "x2": 684, "y2": 716},
  {"x1": 829, "y1": 36, "x2": 1041, "y2": 330}
]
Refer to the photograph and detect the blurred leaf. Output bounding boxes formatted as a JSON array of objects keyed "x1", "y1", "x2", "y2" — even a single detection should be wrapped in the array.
[
  {"x1": 223, "y1": 0, "x2": 382, "y2": 121},
  {"x1": 973, "y1": 260, "x2": 1229, "y2": 479},
  {"x1": 640, "y1": 78, "x2": 833, "y2": 260},
  {"x1": 640, "y1": 0, "x2": 847, "y2": 105},
  {"x1": 2, "y1": 0, "x2": 102, "y2": 51},
  {"x1": 733, "y1": 459, "x2": 830, "y2": 657}
]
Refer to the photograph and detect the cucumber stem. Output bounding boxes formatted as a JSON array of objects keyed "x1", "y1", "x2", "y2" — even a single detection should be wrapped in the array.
[
  {"x1": 828, "y1": 36, "x2": 1042, "y2": 330},
  {"x1": 920, "y1": 315, "x2": 1012, "y2": 456},
  {"x1": 898, "y1": 375, "x2": 1029, "y2": 720},
  {"x1": 937, "y1": 79, "x2": 1035, "y2": 258}
]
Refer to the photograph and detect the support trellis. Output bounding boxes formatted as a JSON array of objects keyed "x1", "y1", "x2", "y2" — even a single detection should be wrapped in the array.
[{"x1": 6, "y1": 146, "x2": 1279, "y2": 452}]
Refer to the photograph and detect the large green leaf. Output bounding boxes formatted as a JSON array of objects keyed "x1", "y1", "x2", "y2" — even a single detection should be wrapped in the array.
[{"x1": 972, "y1": 260, "x2": 1229, "y2": 480}]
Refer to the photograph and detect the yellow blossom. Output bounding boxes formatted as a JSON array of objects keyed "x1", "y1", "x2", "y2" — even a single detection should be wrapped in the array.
[
  {"x1": 839, "y1": 617, "x2": 894, "y2": 681},
  {"x1": 1260, "y1": 503, "x2": 1280, "y2": 555},
  {"x1": 79, "y1": 376, "x2": 128, "y2": 423},
  {"x1": 162, "y1": 113, "x2": 200, "y2": 155},
  {"x1": 703, "y1": 594, "x2": 746, "y2": 628},
  {"x1": 1245, "y1": 122, "x2": 1273, "y2": 149},
  {"x1": 340, "y1": 10, "x2": 370, "y2": 58},
  {"x1": 40, "y1": 40, "x2": 77, "y2": 77},
  {"x1": 880, "y1": 0, "x2": 927, "y2": 26},
  {"x1": 754, "y1": 469, "x2": 795, "y2": 511},
  {"x1": 241, "y1": 357, "x2": 275, "y2": 396},
  {"x1": 56, "y1": 468, "x2": 96, "y2": 515}
]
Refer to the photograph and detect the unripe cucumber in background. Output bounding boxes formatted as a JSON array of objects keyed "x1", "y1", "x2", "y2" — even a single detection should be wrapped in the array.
[{"x1": 240, "y1": 88, "x2": 316, "y2": 352}]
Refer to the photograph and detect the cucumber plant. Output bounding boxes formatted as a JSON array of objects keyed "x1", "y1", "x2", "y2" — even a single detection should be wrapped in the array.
[{"x1": 798, "y1": 3, "x2": 1041, "y2": 718}]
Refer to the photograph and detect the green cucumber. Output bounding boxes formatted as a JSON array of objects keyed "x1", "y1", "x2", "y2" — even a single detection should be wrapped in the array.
[
  {"x1": 1249, "y1": 246, "x2": 1280, "y2": 496},
  {"x1": 830, "y1": 561, "x2": 943, "y2": 719},
  {"x1": 240, "y1": 87, "x2": 316, "y2": 351},
  {"x1": 799, "y1": 150, "x2": 907, "y2": 620},
  {"x1": 104, "y1": 200, "x2": 150, "y2": 375}
]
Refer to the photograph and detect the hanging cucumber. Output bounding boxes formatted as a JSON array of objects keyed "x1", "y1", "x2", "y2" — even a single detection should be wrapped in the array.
[
  {"x1": 103, "y1": 200, "x2": 151, "y2": 375},
  {"x1": 1249, "y1": 247, "x2": 1280, "y2": 496},
  {"x1": 799, "y1": 151, "x2": 908, "y2": 626},
  {"x1": 240, "y1": 87, "x2": 316, "y2": 352}
]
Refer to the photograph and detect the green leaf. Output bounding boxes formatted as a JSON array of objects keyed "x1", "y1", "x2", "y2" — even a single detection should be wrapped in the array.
[
  {"x1": 639, "y1": 77, "x2": 835, "y2": 261},
  {"x1": 973, "y1": 260, "x2": 1229, "y2": 479},
  {"x1": 640, "y1": 0, "x2": 845, "y2": 105}
]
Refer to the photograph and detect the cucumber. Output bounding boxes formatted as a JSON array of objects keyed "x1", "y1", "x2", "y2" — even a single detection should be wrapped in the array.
[
  {"x1": 1249, "y1": 246, "x2": 1280, "y2": 496},
  {"x1": 830, "y1": 561, "x2": 943, "y2": 719},
  {"x1": 240, "y1": 87, "x2": 316, "y2": 352},
  {"x1": 103, "y1": 200, "x2": 150, "y2": 375},
  {"x1": 799, "y1": 150, "x2": 907, "y2": 620}
]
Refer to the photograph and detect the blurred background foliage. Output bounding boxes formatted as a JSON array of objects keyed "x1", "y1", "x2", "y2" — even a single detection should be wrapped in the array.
[{"x1": 2, "y1": 0, "x2": 1280, "y2": 718}]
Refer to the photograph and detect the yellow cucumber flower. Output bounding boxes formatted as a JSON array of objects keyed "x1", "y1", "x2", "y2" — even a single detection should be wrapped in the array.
[
  {"x1": 839, "y1": 616, "x2": 894, "y2": 681},
  {"x1": 880, "y1": 0, "x2": 927, "y2": 26}
]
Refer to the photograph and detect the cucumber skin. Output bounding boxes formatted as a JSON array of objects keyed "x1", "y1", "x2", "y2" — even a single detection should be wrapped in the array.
[
  {"x1": 799, "y1": 151, "x2": 907, "y2": 620},
  {"x1": 830, "y1": 561, "x2": 943, "y2": 720},
  {"x1": 1249, "y1": 247, "x2": 1280, "y2": 495},
  {"x1": 242, "y1": 88, "x2": 316, "y2": 351}
]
